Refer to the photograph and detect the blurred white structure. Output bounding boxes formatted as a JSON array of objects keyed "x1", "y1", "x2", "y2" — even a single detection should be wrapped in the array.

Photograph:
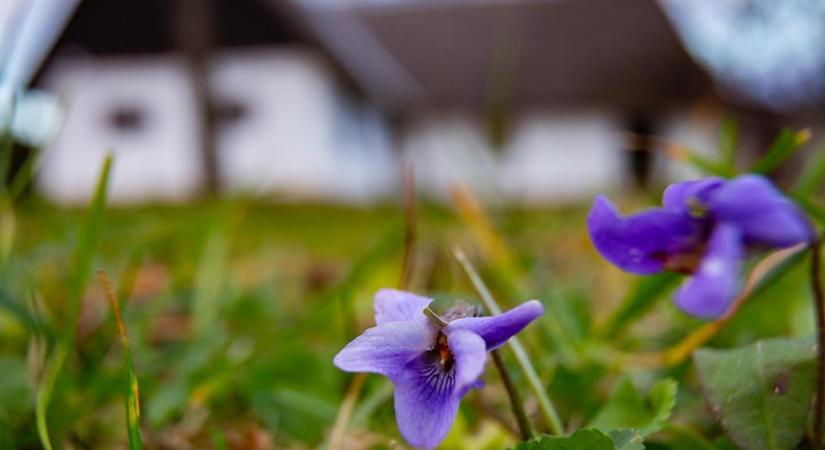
[
  {"x1": 211, "y1": 48, "x2": 397, "y2": 203},
  {"x1": 660, "y1": 0, "x2": 825, "y2": 111},
  {"x1": 402, "y1": 114, "x2": 498, "y2": 201},
  {"x1": 501, "y1": 111, "x2": 626, "y2": 204},
  {"x1": 654, "y1": 110, "x2": 719, "y2": 184},
  {"x1": 402, "y1": 110, "x2": 633, "y2": 204},
  {"x1": 39, "y1": 57, "x2": 203, "y2": 203},
  {"x1": 0, "y1": 0, "x2": 76, "y2": 147}
]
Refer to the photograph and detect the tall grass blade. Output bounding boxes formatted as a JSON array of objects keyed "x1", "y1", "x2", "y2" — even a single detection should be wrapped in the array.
[
  {"x1": 454, "y1": 247, "x2": 565, "y2": 435},
  {"x1": 793, "y1": 140, "x2": 825, "y2": 197},
  {"x1": 750, "y1": 128, "x2": 810, "y2": 175},
  {"x1": 36, "y1": 154, "x2": 113, "y2": 450}
]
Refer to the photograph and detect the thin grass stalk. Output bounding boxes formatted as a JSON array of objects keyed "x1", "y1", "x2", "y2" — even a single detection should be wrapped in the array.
[
  {"x1": 98, "y1": 270, "x2": 144, "y2": 450},
  {"x1": 454, "y1": 247, "x2": 564, "y2": 435}
]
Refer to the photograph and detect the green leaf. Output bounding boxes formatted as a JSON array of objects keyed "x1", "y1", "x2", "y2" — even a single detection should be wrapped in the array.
[
  {"x1": 589, "y1": 377, "x2": 678, "y2": 437},
  {"x1": 645, "y1": 379, "x2": 678, "y2": 436},
  {"x1": 693, "y1": 337, "x2": 816, "y2": 450},
  {"x1": 589, "y1": 378, "x2": 648, "y2": 431},
  {"x1": 750, "y1": 128, "x2": 810, "y2": 174},
  {"x1": 657, "y1": 423, "x2": 717, "y2": 450},
  {"x1": 510, "y1": 428, "x2": 643, "y2": 450},
  {"x1": 610, "y1": 429, "x2": 646, "y2": 450}
]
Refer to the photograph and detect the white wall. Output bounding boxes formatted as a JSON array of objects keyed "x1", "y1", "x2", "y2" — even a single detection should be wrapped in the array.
[
  {"x1": 39, "y1": 56, "x2": 203, "y2": 204},
  {"x1": 211, "y1": 48, "x2": 397, "y2": 203}
]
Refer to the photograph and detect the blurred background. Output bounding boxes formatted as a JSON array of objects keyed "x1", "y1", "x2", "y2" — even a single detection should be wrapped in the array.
[
  {"x1": 2, "y1": 0, "x2": 825, "y2": 449},
  {"x1": 2, "y1": 0, "x2": 822, "y2": 205}
]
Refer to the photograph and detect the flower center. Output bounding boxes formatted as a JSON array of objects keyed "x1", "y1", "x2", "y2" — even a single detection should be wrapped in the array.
[
  {"x1": 662, "y1": 251, "x2": 705, "y2": 274},
  {"x1": 435, "y1": 333, "x2": 454, "y2": 371},
  {"x1": 687, "y1": 197, "x2": 708, "y2": 218}
]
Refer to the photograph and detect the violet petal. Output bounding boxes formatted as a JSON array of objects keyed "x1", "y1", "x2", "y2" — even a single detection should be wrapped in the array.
[
  {"x1": 447, "y1": 329, "x2": 487, "y2": 395},
  {"x1": 587, "y1": 195, "x2": 704, "y2": 274},
  {"x1": 394, "y1": 355, "x2": 461, "y2": 450},
  {"x1": 333, "y1": 321, "x2": 436, "y2": 380},
  {"x1": 674, "y1": 223, "x2": 743, "y2": 318},
  {"x1": 374, "y1": 288, "x2": 433, "y2": 326},
  {"x1": 708, "y1": 174, "x2": 813, "y2": 248},
  {"x1": 662, "y1": 177, "x2": 724, "y2": 212},
  {"x1": 446, "y1": 300, "x2": 543, "y2": 351}
]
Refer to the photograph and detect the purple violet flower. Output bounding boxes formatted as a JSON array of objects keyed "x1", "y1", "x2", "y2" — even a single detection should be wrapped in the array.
[
  {"x1": 588, "y1": 174, "x2": 812, "y2": 319},
  {"x1": 334, "y1": 289, "x2": 544, "y2": 449}
]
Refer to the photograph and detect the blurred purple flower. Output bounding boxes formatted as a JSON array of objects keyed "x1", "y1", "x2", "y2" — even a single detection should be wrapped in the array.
[
  {"x1": 334, "y1": 289, "x2": 543, "y2": 449},
  {"x1": 588, "y1": 175, "x2": 812, "y2": 319}
]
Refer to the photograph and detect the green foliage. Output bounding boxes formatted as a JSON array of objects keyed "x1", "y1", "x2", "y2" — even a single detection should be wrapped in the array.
[
  {"x1": 589, "y1": 377, "x2": 677, "y2": 437},
  {"x1": 510, "y1": 428, "x2": 644, "y2": 450},
  {"x1": 684, "y1": 116, "x2": 740, "y2": 177},
  {"x1": 793, "y1": 140, "x2": 825, "y2": 196},
  {"x1": 718, "y1": 116, "x2": 739, "y2": 171},
  {"x1": 601, "y1": 273, "x2": 680, "y2": 339},
  {"x1": 1, "y1": 121, "x2": 824, "y2": 449},
  {"x1": 694, "y1": 337, "x2": 817, "y2": 450},
  {"x1": 750, "y1": 128, "x2": 810, "y2": 175},
  {"x1": 36, "y1": 154, "x2": 113, "y2": 450}
]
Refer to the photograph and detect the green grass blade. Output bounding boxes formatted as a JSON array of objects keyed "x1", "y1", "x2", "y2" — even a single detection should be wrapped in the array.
[
  {"x1": 36, "y1": 154, "x2": 113, "y2": 450},
  {"x1": 66, "y1": 155, "x2": 113, "y2": 326},
  {"x1": 750, "y1": 128, "x2": 810, "y2": 175},
  {"x1": 793, "y1": 140, "x2": 825, "y2": 196},
  {"x1": 36, "y1": 344, "x2": 66, "y2": 450},
  {"x1": 98, "y1": 270, "x2": 144, "y2": 450},
  {"x1": 686, "y1": 152, "x2": 733, "y2": 177},
  {"x1": 8, "y1": 147, "x2": 41, "y2": 201}
]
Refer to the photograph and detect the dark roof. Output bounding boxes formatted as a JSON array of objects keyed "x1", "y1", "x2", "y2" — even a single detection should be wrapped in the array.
[
  {"x1": 287, "y1": 0, "x2": 712, "y2": 111},
  {"x1": 55, "y1": 0, "x2": 302, "y2": 55}
]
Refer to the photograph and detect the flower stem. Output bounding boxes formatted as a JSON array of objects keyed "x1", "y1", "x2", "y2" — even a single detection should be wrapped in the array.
[
  {"x1": 811, "y1": 235, "x2": 825, "y2": 449},
  {"x1": 454, "y1": 247, "x2": 565, "y2": 436},
  {"x1": 399, "y1": 163, "x2": 417, "y2": 290},
  {"x1": 491, "y1": 349, "x2": 534, "y2": 440}
]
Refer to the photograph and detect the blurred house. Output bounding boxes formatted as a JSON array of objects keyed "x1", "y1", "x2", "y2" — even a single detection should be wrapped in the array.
[
  {"x1": 28, "y1": 0, "x2": 401, "y2": 204},
  {"x1": 210, "y1": 48, "x2": 396, "y2": 202},
  {"x1": 284, "y1": 0, "x2": 717, "y2": 204},
  {"x1": 40, "y1": 57, "x2": 202, "y2": 203},
  {"x1": 27, "y1": 0, "x2": 812, "y2": 205}
]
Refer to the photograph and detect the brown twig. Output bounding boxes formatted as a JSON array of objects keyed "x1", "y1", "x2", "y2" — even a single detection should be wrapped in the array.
[{"x1": 491, "y1": 350, "x2": 533, "y2": 440}]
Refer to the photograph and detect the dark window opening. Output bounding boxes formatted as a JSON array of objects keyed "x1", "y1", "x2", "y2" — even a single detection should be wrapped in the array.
[
  {"x1": 107, "y1": 105, "x2": 147, "y2": 133},
  {"x1": 213, "y1": 100, "x2": 250, "y2": 128}
]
